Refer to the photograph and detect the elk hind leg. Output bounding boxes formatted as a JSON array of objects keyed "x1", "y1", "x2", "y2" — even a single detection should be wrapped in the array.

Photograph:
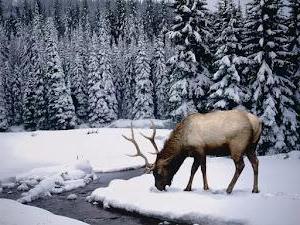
[
  {"x1": 226, "y1": 156, "x2": 245, "y2": 194},
  {"x1": 184, "y1": 158, "x2": 200, "y2": 191},
  {"x1": 247, "y1": 149, "x2": 259, "y2": 193},
  {"x1": 200, "y1": 156, "x2": 209, "y2": 190}
]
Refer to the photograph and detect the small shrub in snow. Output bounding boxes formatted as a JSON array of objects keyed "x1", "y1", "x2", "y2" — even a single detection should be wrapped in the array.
[
  {"x1": 86, "y1": 130, "x2": 98, "y2": 135},
  {"x1": 17, "y1": 183, "x2": 29, "y2": 192},
  {"x1": 67, "y1": 194, "x2": 77, "y2": 200}
]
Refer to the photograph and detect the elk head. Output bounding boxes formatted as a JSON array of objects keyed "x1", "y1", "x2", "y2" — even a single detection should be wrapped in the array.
[{"x1": 122, "y1": 121, "x2": 175, "y2": 191}]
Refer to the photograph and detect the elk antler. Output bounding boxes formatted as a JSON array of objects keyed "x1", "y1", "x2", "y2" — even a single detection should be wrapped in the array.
[
  {"x1": 140, "y1": 120, "x2": 159, "y2": 154},
  {"x1": 122, "y1": 122, "x2": 152, "y2": 170}
]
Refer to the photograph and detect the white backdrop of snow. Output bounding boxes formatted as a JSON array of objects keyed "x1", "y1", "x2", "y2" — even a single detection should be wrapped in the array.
[
  {"x1": 89, "y1": 152, "x2": 300, "y2": 225},
  {"x1": 0, "y1": 198, "x2": 89, "y2": 225},
  {"x1": 0, "y1": 126, "x2": 170, "y2": 203},
  {"x1": 0, "y1": 127, "x2": 170, "y2": 181}
]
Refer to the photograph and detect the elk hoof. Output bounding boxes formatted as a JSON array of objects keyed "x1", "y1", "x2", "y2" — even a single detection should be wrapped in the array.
[
  {"x1": 204, "y1": 186, "x2": 209, "y2": 191},
  {"x1": 252, "y1": 189, "x2": 259, "y2": 193},
  {"x1": 184, "y1": 187, "x2": 192, "y2": 192},
  {"x1": 226, "y1": 189, "x2": 232, "y2": 194}
]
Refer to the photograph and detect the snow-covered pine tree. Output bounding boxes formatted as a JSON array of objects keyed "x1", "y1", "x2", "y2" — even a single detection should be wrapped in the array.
[
  {"x1": 0, "y1": 0, "x2": 3, "y2": 24},
  {"x1": 245, "y1": 0, "x2": 298, "y2": 154},
  {"x1": 207, "y1": 0, "x2": 244, "y2": 110},
  {"x1": 121, "y1": 13, "x2": 139, "y2": 119},
  {"x1": 153, "y1": 31, "x2": 168, "y2": 119},
  {"x1": 115, "y1": 0, "x2": 126, "y2": 42},
  {"x1": 54, "y1": 0, "x2": 65, "y2": 39},
  {"x1": 6, "y1": 35, "x2": 24, "y2": 126},
  {"x1": 0, "y1": 57, "x2": 8, "y2": 131},
  {"x1": 23, "y1": 6, "x2": 46, "y2": 130},
  {"x1": 87, "y1": 33, "x2": 113, "y2": 127},
  {"x1": 122, "y1": 44, "x2": 136, "y2": 119},
  {"x1": 44, "y1": 18, "x2": 76, "y2": 130},
  {"x1": 70, "y1": 26, "x2": 88, "y2": 121},
  {"x1": 189, "y1": 0, "x2": 213, "y2": 112},
  {"x1": 132, "y1": 27, "x2": 154, "y2": 119},
  {"x1": 143, "y1": 0, "x2": 155, "y2": 42},
  {"x1": 32, "y1": 5, "x2": 48, "y2": 130},
  {"x1": 0, "y1": 24, "x2": 9, "y2": 130},
  {"x1": 168, "y1": 0, "x2": 212, "y2": 120},
  {"x1": 98, "y1": 23, "x2": 118, "y2": 123},
  {"x1": 287, "y1": 0, "x2": 300, "y2": 137}
]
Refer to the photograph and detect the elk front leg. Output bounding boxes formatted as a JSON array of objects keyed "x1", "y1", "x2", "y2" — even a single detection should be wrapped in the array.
[
  {"x1": 200, "y1": 156, "x2": 209, "y2": 190},
  {"x1": 184, "y1": 158, "x2": 200, "y2": 191},
  {"x1": 226, "y1": 157, "x2": 245, "y2": 194}
]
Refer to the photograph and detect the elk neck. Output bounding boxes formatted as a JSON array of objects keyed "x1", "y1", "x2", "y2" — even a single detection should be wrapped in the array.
[{"x1": 158, "y1": 122, "x2": 187, "y2": 176}]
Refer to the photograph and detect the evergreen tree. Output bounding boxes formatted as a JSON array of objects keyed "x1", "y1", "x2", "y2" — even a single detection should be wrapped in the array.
[
  {"x1": 0, "y1": 0, "x2": 3, "y2": 24},
  {"x1": 245, "y1": 0, "x2": 298, "y2": 154},
  {"x1": 115, "y1": 0, "x2": 126, "y2": 41},
  {"x1": 168, "y1": 0, "x2": 211, "y2": 120},
  {"x1": 143, "y1": 0, "x2": 155, "y2": 41},
  {"x1": 98, "y1": 24, "x2": 118, "y2": 123},
  {"x1": 153, "y1": 32, "x2": 168, "y2": 119},
  {"x1": 54, "y1": 0, "x2": 65, "y2": 38},
  {"x1": 0, "y1": 58, "x2": 8, "y2": 131},
  {"x1": 45, "y1": 18, "x2": 76, "y2": 130},
  {"x1": 207, "y1": 0, "x2": 244, "y2": 110},
  {"x1": 132, "y1": 28, "x2": 154, "y2": 119},
  {"x1": 287, "y1": 0, "x2": 300, "y2": 128},
  {"x1": 70, "y1": 26, "x2": 88, "y2": 121},
  {"x1": 87, "y1": 34, "x2": 108, "y2": 126},
  {"x1": 122, "y1": 40, "x2": 137, "y2": 119}
]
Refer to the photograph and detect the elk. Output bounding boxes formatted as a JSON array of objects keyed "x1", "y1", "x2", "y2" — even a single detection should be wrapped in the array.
[{"x1": 123, "y1": 110, "x2": 262, "y2": 194}]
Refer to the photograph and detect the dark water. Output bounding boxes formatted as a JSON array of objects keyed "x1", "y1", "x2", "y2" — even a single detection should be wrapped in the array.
[{"x1": 0, "y1": 169, "x2": 190, "y2": 225}]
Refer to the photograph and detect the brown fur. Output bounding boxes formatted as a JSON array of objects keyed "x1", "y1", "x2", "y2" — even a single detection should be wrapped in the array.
[{"x1": 153, "y1": 110, "x2": 262, "y2": 194}]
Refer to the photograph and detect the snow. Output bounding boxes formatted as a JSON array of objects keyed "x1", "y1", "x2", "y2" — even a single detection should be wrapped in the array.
[
  {"x1": 0, "y1": 127, "x2": 170, "y2": 181},
  {"x1": 0, "y1": 127, "x2": 169, "y2": 203},
  {"x1": 0, "y1": 198, "x2": 89, "y2": 225},
  {"x1": 89, "y1": 152, "x2": 300, "y2": 225},
  {"x1": 108, "y1": 119, "x2": 173, "y2": 129},
  {"x1": 67, "y1": 193, "x2": 78, "y2": 200},
  {"x1": 16, "y1": 160, "x2": 95, "y2": 203}
]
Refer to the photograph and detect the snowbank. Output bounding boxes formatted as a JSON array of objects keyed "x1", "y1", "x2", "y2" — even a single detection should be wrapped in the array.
[
  {"x1": 89, "y1": 152, "x2": 300, "y2": 225},
  {"x1": 12, "y1": 160, "x2": 95, "y2": 203},
  {"x1": 0, "y1": 198, "x2": 89, "y2": 225},
  {"x1": 0, "y1": 128, "x2": 170, "y2": 181},
  {"x1": 107, "y1": 119, "x2": 174, "y2": 129}
]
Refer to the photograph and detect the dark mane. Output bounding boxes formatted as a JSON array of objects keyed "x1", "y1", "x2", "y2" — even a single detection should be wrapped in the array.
[{"x1": 158, "y1": 122, "x2": 184, "y2": 160}]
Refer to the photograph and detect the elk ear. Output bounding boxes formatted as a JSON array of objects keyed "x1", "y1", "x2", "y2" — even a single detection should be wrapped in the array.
[{"x1": 145, "y1": 163, "x2": 155, "y2": 174}]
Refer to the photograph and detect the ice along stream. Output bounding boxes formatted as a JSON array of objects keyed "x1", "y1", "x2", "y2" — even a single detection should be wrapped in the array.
[{"x1": 0, "y1": 168, "x2": 191, "y2": 225}]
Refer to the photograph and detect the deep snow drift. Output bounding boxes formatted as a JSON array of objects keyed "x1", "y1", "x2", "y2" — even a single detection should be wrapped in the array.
[
  {"x1": 89, "y1": 152, "x2": 300, "y2": 225},
  {"x1": 0, "y1": 198, "x2": 89, "y2": 225}
]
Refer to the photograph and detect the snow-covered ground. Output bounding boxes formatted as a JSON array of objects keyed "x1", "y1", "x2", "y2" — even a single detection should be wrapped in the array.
[
  {"x1": 0, "y1": 198, "x2": 89, "y2": 225},
  {"x1": 0, "y1": 127, "x2": 170, "y2": 180},
  {"x1": 0, "y1": 127, "x2": 169, "y2": 202},
  {"x1": 89, "y1": 152, "x2": 300, "y2": 225}
]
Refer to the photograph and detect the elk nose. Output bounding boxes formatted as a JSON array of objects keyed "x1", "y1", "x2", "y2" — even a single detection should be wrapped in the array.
[{"x1": 155, "y1": 183, "x2": 166, "y2": 191}]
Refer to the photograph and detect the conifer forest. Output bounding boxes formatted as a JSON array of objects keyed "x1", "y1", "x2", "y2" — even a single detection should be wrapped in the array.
[{"x1": 0, "y1": 0, "x2": 299, "y2": 155}]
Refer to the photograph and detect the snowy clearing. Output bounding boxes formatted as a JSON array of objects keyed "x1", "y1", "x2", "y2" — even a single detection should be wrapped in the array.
[
  {"x1": 0, "y1": 127, "x2": 169, "y2": 202},
  {"x1": 0, "y1": 198, "x2": 89, "y2": 225},
  {"x1": 89, "y1": 152, "x2": 300, "y2": 225},
  {"x1": 0, "y1": 127, "x2": 170, "y2": 180}
]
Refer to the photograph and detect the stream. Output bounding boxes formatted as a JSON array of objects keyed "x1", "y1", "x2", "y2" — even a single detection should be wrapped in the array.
[{"x1": 0, "y1": 168, "x2": 190, "y2": 225}]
